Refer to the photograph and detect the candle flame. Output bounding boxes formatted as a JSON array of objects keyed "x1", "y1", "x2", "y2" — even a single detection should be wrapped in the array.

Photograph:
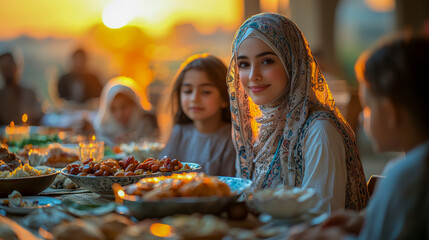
[
  {"x1": 150, "y1": 223, "x2": 172, "y2": 237},
  {"x1": 10, "y1": 121, "x2": 15, "y2": 128},
  {"x1": 92, "y1": 135, "x2": 96, "y2": 141},
  {"x1": 22, "y1": 114, "x2": 28, "y2": 123},
  {"x1": 118, "y1": 189, "x2": 125, "y2": 198},
  {"x1": 112, "y1": 183, "x2": 125, "y2": 204}
]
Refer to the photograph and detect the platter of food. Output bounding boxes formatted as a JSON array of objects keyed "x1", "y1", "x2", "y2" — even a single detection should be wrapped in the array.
[
  {"x1": 0, "y1": 190, "x2": 61, "y2": 214},
  {"x1": 61, "y1": 156, "x2": 201, "y2": 196},
  {"x1": 119, "y1": 172, "x2": 252, "y2": 219}
]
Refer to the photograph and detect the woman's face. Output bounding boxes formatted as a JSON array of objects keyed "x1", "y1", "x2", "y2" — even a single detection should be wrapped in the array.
[
  {"x1": 180, "y1": 69, "x2": 227, "y2": 123},
  {"x1": 110, "y1": 94, "x2": 136, "y2": 126},
  {"x1": 237, "y1": 37, "x2": 288, "y2": 105}
]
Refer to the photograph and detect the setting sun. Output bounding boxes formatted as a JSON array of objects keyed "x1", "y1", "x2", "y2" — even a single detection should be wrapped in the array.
[
  {"x1": 0, "y1": 0, "x2": 242, "y2": 39},
  {"x1": 102, "y1": 0, "x2": 137, "y2": 29}
]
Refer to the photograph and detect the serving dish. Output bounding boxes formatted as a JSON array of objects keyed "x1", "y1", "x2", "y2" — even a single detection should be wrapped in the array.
[
  {"x1": 247, "y1": 187, "x2": 318, "y2": 219},
  {"x1": 121, "y1": 176, "x2": 252, "y2": 219},
  {"x1": 0, "y1": 196, "x2": 61, "y2": 214},
  {"x1": 0, "y1": 171, "x2": 59, "y2": 197},
  {"x1": 61, "y1": 162, "x2": 201, "y2": 196}
]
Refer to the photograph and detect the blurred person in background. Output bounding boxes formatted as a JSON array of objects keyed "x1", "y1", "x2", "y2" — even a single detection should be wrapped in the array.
[
  {"x1": 93, "y1": 76, "x2": 158, "y2": 146},
  {"x1": 0, "y1": 52, "x2": 43, "y2": 126},
  {"x1": 57, "y1": 48, "x2": 103, "y2": 108}
]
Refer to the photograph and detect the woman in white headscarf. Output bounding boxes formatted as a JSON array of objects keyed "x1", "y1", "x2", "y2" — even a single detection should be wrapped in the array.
[
  {"x1": 228, "y1": 13, "x2": 368, "y2": 212},
  {"x1": 94, "y1": 76, "x2": 158, "y2": 146}
]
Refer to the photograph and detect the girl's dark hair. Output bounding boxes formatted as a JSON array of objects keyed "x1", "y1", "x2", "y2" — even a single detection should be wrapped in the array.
[
  {"x1": 355, "y1": 34, "x2": 429, "y2": 136},
  {"x1": 170, "y1": 54, "x2": 231, "y2": 124}
]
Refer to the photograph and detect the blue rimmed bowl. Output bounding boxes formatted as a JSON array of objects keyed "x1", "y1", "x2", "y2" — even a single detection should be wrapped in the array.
[{"x1": 122, "y1": 176, "x2": 253, "y2": 219}]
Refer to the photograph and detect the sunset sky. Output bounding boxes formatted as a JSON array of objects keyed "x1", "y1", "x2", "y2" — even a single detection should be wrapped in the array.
[{"x1": 0, "y1": 0, "x2": 243, "y2": 39}]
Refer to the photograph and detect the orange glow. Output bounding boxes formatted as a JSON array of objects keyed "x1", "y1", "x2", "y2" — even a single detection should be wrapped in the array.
[
  {"x1": 38, "y1": 227, "x2": 53, "y2": 240},
  {"x1": 10, "y1": 121, "x2": 15, "y2": 128},
  {"x1": 150, "y1": 223, "x2": 172, "y2": 237},
  {"x1": 113, "y1": 183, "x2": 125, "y2": 203},
  {"x1": 364, "y1": 0, "x2": 395, "y2": 12},
  {"x1": 0, "y1": 0, "x2": 243, "y2": 39},
  {"x1": 138, "y1": 172, "x2": 199, "y2": 184},
  {"x1": 22, "y1": 114, "x2": 28, "y2": 123},
  {"x1": 260, "y1": 0, "x2": 279, "y2": 13},
  {"x1": 58, "y1": 131, "x2": 66, "y2": 140}
]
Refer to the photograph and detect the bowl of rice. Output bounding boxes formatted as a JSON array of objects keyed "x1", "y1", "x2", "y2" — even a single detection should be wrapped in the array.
[{"x1": 0, "y1": 164, "x2": 59, "y2": 196}]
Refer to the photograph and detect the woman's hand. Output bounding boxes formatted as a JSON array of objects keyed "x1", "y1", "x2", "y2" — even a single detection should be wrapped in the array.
[{"x1": 320, "y1": 210, "x2": 364, "y2": 235}]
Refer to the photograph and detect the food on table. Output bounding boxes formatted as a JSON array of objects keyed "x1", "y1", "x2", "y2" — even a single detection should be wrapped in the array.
[
  {"x1": 0, "y1": 164, "x2": 56, "y2": 179},
  {"x1": 125, "y1": 172, "x2": 232, "y2": 200},
  {"x1": 0, "y1": 161, "x2": 13, "y2": 172},
  {"x1": 52, "y1": 219, "x2": 105, "y2": 240},
  {"x1": 119, "y1": 142, "x2": 164, "y2": 161},
  {"x1": 0, "y1": 147, "x2": 21, "y2": 171},
  {"x1": 17, "y1": 144, "x2": 33, "y2": 160},
  {"x1": 85, "y1": 213, "x2": 133, "y2": 240},
  {"x1": 45, "y1": 143, "x2": 80, "y2": 168},
  {"x1": 0, "y1": 190, "x2": 38, "y2": 208},
  {"x1": 6, "y1": 134, "x2": 61, "y2": 148},
  {"x1": 50, "y1": 174, "x2": 78, "y2": 189},
  {"x1": 162, "y1": 214, "x2": 228, "y2": 239},
  {"x1": 20, "y1": 207, "x2": 75, "y2": 234},
  {"x1": 64, "y1": 156, "x2": 190, "y2": 177}
]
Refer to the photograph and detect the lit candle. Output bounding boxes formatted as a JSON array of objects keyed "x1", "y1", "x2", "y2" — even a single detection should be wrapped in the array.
[
  {"x1": 79, "y1": 135, "x2": 104, "y2": 162},
  {"x1": 4, "y1": 118, "x2": 30, "y2": 142}
]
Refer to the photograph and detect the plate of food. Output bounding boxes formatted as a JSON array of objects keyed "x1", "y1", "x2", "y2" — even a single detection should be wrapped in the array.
[
  {"x1": 246, "y1": 186, "x2": 318, "y2": 220},
  {"x1": 119, "y1": 172, "x2": 252, "y2": 219},
  {"x1": 0, "y1": 162, "x2": 59, "y2": 196},
  {"x1": 61, "y1": 156, "x2": 201, "y2": 196},
  {"x1": 0, "y1": 190, "x2": 61, "y2": 214}
]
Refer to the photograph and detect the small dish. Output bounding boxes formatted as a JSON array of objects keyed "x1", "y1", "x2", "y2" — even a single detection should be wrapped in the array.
[
  {"x1": 0, "y1": 196, "x2": 61, "y2": 215},
  {"x1": 247, "y1": 187, "x2": 318, "y2": 219}
]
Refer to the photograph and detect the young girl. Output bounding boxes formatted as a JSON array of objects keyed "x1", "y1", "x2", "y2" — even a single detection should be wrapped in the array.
[
  {"x1": 160, "y1": 54, "x2": 236, "y2": 177},
  {"x1": 94, "y1": 76, "x2": 158, "y2": 146},
  {"x1": 289, "y1": 34, "x2": 429, "y2": 240},
  {"x1": 228, "y1": 13, "x2": 368, "y2": 212}
]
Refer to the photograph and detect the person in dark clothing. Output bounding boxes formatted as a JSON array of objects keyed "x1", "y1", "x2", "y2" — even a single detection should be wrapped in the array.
[
  {"x1": 0, "y1": 52, "x2": 43, "y2": 126},
  {"x1": 57, "y1": 48, "x2": 102, "y2": 104}
]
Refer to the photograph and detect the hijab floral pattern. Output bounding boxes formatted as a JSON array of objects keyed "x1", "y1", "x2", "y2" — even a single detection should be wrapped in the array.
[{"x1": 227, "y1": 13, "x2": 368, "y2": 210}]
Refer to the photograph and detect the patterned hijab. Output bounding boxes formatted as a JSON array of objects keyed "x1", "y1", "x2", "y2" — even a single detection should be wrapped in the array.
[{"x1": 227, "y1": 13, "x2": 368, "y2": 210}]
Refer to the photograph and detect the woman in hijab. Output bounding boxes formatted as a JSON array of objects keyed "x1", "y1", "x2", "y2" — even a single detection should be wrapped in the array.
[
  {"x1": 94, "y1": 76, "x2": 158, "y2": 146},
  {"x1": 228, "y1": 13, "x2": 368, "y2": 212}
]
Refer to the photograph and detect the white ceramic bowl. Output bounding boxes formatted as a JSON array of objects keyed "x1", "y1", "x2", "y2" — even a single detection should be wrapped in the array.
[{"x1": 247, "y1": 187, "x2": 318, "y2": 219}]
